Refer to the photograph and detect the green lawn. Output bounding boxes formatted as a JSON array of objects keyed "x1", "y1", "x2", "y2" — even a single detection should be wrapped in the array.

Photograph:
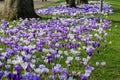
[{"x1": 90, "y1": 0, "x2": 120, "y2": 80}]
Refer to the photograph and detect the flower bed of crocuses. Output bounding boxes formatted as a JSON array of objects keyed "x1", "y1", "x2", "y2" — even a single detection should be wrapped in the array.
[
  {"x1": 0, "y1": 15, "x2": 111, "y2": 80},
  {"x1": 0, "y1": 1, "x2": 112, "y2": 80},
  {"x1": 36, "y1": 1, "x2": 113, "y2": 16}
]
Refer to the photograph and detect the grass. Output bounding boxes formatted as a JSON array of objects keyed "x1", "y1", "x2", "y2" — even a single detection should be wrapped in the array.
[
  {"x1": 41, "y1": 0, "x2": 120, "y2": 79},
  {"x1": 0, "y1": 0, "x2": 120, "y2": 80},
  {"x1": 89, "y1": 0, "x2": 120, "y2": 80}
]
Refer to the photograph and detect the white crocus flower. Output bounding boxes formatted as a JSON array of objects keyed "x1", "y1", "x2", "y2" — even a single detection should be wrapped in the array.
[
  {"x1": 25, "y1": 54, "x2": 32, "y2": 59},
  {"x1": 0, "y1": 61, "x2": 2, "y2": 66},
  {"x1": 20, "y1": 37, "x2": 24, "y2": 41},
  {"x1": 75, "y1": 57, "x2": 80, "y2": 61},
  {"x1": 65, "y1": 39, "x2": 68, "y2": 42},
  {"x1": 96, "y1": 62, "x2": 99, "y2": 66},
  {"x1": 7, "y1": 59, "x2": 12, "y2": 64},
  {"x1": 82, "y1": 46, "x2": 86, "y2": 50},
  {"x1": 101, "y1": 62, "x2": 106, "y2": 66},
  {"x1": 58, "y1": 50, "x2": 62, "y2": 54},
  {"x1": 56, "y1": 54, "x2": 60, "y2": 58},
  {"x1": 67, "y1": 57, "x2": 73, "y2": 61},
  {"x1": 34, "y1": 68, "x2": 41, "y2": 74},
  {"x1": 31, "y1": 59, "x2": 36, "y2": 63},
  {"x1": 64, "y1": 51, "x2": 68, "y2": 56},
  {"x1": 87, "y1": 56, "x2": 91, "y2": 61},
  {"x1": 0, "y1": 48, "x2": 3, "y2": 51},
  {"x1": 20, "y1": 63, "x2": 28, "y2": 70},
  {"x1": 30, "y1": 63, "x2": 35, "y2": 69},
  {"x1": 82, "y1": 58, "x2": 86, "y2": 62},
  {"x1": 68, "y1": 33, "x2": 74, "y2": 39},
  {"x1": 83, "y1": 62, "x2": 87, "y2": 65},
  {"x1": 44, "y1": 59, "x2": 48, "y2": 63},
  {"x1": 1, "y1": 52, "x2": 7, "y2": 56},
  {"x1": 43, "y1": 48, "x2": 47, "y2": 52},
  {"x1": 55, "y1": 43, "x2": 59, "y2": 47}
]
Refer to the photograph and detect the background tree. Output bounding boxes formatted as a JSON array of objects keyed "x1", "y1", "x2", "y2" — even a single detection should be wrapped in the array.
[
  {"x1": 66, "y1": 0, "x2": 76, "y2": 7},
  {"x1": 80, "y1": 0, "x2": 88, "y2": 4},
  {"x1": 3, "y1": 0, "x2": 39, "y2": 20},
  {"x1": 77, "y1": 0, "x2": 80, "y2": 5},
  {"x1": 77, "y1": 0, "x2": 88, "y2": 5},
  {"x1": 66, "y1": 0, "x2": 69, "y2": 6},
  {"x1": 69, "y1": 0, "x2": 76, "y2": 7}
]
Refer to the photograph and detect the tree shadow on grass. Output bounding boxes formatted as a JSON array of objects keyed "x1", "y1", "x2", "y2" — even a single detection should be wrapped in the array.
[
  {"x1": 114, "y1": 8, "x2": 120, "y2": 13},
  {"x1": 112, "y1": 20, "x2": 120, "y2": 23}
]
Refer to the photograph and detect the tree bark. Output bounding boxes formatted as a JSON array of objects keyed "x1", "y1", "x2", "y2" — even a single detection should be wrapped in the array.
[
  {"x1": 77, "y1": 0, "x2": 80, "y2": 5},
  {"x1": 3, "y1": 0, "x2": 40, "y2": 20},
  {"x1": 69, "y1": 0, "x2": 76, "y2": 8},
  {"x1": 66, "y1": 0, "x2": 69, "y2": 4},
  {"x1": 80, "y1": 0, "x2": 88, "y2": 4},
  {"x1": 66, "y1": 0, "x2": 69, "y2": 7}
]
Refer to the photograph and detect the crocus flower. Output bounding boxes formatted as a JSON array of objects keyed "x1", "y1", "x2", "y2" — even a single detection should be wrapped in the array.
[
  {"x1": 49, "y1": 75, "x2": 55, "y2": 80},
  {"x1": 0, "y1": 71, "x2": 4, "y2": 79},
  {"x1": 22, "y1": 73, "x2": 42, "y2": 80},
  {"x1": 86, "y1": 46, "x2": 94, "y2": 56},
  {"x1": 14, "y1": 64, "x2": 22, "y2": 72},
  {"x1": 81, "y1": 75, "x2": 87, "y2": 80}
]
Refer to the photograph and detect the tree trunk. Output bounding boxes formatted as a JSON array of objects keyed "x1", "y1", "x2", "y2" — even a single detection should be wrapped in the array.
[
  {"x1": 66, "y1": 0, "x2": 69, "y2": 7},
  {"x1": 77, "y1": 0, "x2": 80, "y2": 5},
  {"x1": 3, "y1": 0, "x2": 40, "y2": 20},
  {"x1": 78, "y1": 0, "x2": 88, "y2": 4},
  {"x1": 69, "y1": 0, "x2": 76, "y2": 8}
]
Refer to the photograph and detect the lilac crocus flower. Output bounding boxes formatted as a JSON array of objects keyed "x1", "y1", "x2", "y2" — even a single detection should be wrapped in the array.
[{"x1": 59, "y1": 74, "x2": 68, "y2": 80}]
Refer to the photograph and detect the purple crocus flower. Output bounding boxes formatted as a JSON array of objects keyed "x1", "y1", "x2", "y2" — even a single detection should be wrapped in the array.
[
  {"x1": 7, "y1": 72, "x2": 14, "y2": 80},
  {"x1": 26, "y1": 65, "x2": 31, "y2": 72},
  {"x1": 14, "y1": 64, "x2": 22, "y2": 72},
  {"x1": 0, "y1": 71, "x2": 4, "y2": 79},
  {"x1": 13, "y1": 73, "x2": 22, "y2": 80},
  {"x1": 52, "y1": 65, "x2": 63, "y2": 74},
  {"x1": 92, "y1": 42, "x2": 100, "y2": 48},
  {"x1": 22, "y1": 56, "x2": 29, "y2": 62},
  {"x1": 49, "y1": 75, "x2": 55, "y2": 80},
  {"x1": 22, "y1": 73, "x2": 42, "y2": 80},
  {"x1": 86, "y1": 65, "x2": 93, "y2": 71},
  {"x1": 64, "y1": 69, "x2": 69, "y2": 76},
  {"x1": 47, "y1": 56, "x2": 53, "y2": 62},
  {"x1": 81, "y1": 75, "x2": 87, "y2": 80},
  {"x1": 86, "y1": 47, "x2": 94, "y2": 56}
]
